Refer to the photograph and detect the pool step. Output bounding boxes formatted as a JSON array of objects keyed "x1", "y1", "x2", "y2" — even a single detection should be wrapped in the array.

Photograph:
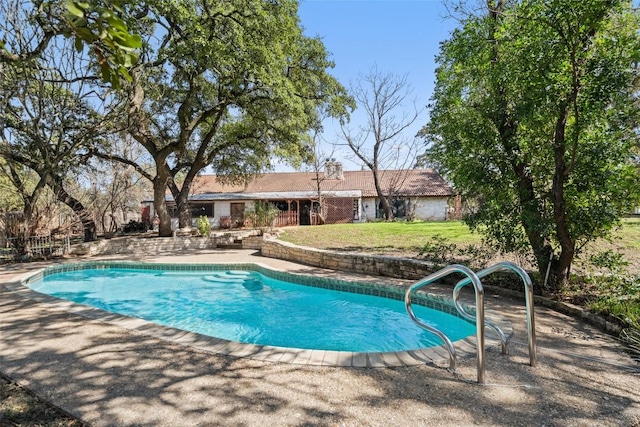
[
  {"x1": 202, "y1": 271, "x2": 253, "y2": 282},
  {"x1": 216, "y1": 238, "x2": 243, "y2": 250}
]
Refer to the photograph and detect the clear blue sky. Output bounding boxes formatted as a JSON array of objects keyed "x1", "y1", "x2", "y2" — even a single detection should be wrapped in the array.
[{"x1": 288, "y1": 0, "x2": 457, "y2": 171}]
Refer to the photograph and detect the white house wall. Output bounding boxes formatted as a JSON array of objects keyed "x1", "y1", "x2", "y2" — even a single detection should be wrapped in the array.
[
  {"x1": 195, "y1": 200, "x2": 255, "y2": 229},
  {"x1": 143, "y1": 200, "x2": 258, "y2": 230},
  {"x1": 361, "y1": 198, "x2": 377, "y2": 222},
  {"x1": 413, "y1": 198, "x2": 448, "y2": 220},
  {"x1": 216, "y1": 202, "x2": 231, "y2": 218},
  {"x1": 360, "y1": 197, "x2": 448, "y2": 221},
  {"x1": 145, "y1": 196, "x2": 449, "y2": 229}
]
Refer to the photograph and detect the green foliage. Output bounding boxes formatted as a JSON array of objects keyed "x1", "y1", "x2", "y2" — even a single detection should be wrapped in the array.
[
  {"x1": 620, "y1": 328, "x2": 640, "y2": 361},
  {"x1": 583, "y1": 250, "x2": 639, "y2": 357},
  {"x1": 418, "y1": 234, "x2": 458, "y2": 266},
  {"x1": 119, "y1": 0, "x2": 352, "y2": 232},
  {"x1": 422, "y1": 0, "x2": 640, "y2": 290},
  {"x1": 0, "y1": 158, "x2": 25, "y2": 211},
  {"x1": 589, "y1": 250, "x2": 629, "y2": 274},
  {"x1": 587, "y1": 273, "x2": 640, "y2": 330},
  {"x1": 457, "y1": 243, "x2": 495, "y2": 270},
  {"x1": 64, "y1": 0, "x2": 142, "y2": 88},
  {"x1": 245, "y1": 201, "x2": 278, "y2": 235},
  {"x1": 196, "y1": 215, "x2": 211, "y2": 237},
  {"x1": 0, "y1": 18, "x2": 110, "y2": 241},
  {"x1": 418, "y1": 234, "x2": 494, "y2": 269},
  {"x1": 0, "y1": 0, "x2": 141, "y2": 88}
]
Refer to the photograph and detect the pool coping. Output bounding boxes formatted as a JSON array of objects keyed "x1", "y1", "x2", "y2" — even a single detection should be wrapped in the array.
[{"x1": 8, "y1": 260, "x2": 512, "y2": 369}]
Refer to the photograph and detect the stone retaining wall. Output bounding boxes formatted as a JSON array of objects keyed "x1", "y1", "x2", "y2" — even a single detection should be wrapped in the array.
[
  {"x1": 241, "y1": 236, "x2": 265, "y2": 250},
  {"x1": 261, "y1": 238, "x2": 434, "y2": 280},
  {"x1": 69, "y1": 236, "x2": 218, "y2": 256},
  {"x1": 69, "y1": 231, "x2": 259, "y2": 256}
]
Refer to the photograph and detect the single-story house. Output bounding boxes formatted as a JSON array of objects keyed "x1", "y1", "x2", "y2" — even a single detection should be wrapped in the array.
[{"x1": 141, "y1": 162, "x2": 454, "y2": 229}]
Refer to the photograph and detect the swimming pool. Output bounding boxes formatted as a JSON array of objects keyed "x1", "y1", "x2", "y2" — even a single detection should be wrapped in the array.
[{"x1": 21, "y1": 262, "x2": 478, "y2": 364}]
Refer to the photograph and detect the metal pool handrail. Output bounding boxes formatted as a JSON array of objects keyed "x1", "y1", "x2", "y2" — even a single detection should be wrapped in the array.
[
  {"x1": 453, "y1": 261, "x2": 537, "y2": 367},
  {"x1": 453, "y1": 282, "x2": 508, "y2": 356},
  {"x1": 404, "y1": 264, "x2": 486, "y2": 384}
]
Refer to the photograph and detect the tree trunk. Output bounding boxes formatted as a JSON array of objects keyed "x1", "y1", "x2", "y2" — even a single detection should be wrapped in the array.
[
  {"x1": 176, "y1": 190, "x2": 191, "y2": 229},
  {"x1": 372, "y1": 169, "x2": 393, "y2": 220},
  {"x1": 512, "y1": 164, "x2": 555, "y2": 286},
  {"x1": 548, "y1": 105, "x2": 576, "y2": 291},
  {"x1": 378, "y1": 196, "x2": 393, "y2": 221},
  {"x1": 19, "y1": 180, "x2": 46, "y2": 256},
  {"x1": 153, "y1": 168, "x2": 173, "y2": 237},
  {"x1": 46, "y1": 176, "x2": 97, "y2": 242},
  {"x1": 172, "y1": 174, "x2": 195, "y2": 229}
]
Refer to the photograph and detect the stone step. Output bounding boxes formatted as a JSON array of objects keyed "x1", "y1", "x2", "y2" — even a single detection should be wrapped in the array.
[{"x1": 216, "y1": 243, "x2": 243, "y2": 250}]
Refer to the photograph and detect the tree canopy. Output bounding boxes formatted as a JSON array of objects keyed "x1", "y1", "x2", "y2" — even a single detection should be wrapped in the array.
[
  {"x1": 108, "y1": 0, "x2": 352, "y2": 236},
  {"x1": 0, "y1": 0, "x2": 142, "y2": 88},
  {"x1": 422, "y1": 0, "x2": 640, "y2": 291},
  {"x1": 0, "y1": 1, "x2": 127, "y2": 242},
  {"x1": 0, "y1": 0, "x2": 351, "y2": 239}
]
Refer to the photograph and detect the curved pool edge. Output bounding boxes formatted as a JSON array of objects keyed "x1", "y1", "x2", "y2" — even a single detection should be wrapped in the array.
[{"x1": 9, "y1": 261, "x2": 512, "y2": 368}]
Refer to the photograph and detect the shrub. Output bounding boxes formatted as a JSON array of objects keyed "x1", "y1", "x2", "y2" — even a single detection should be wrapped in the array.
[
  {"x1": 196, "y1": 215, "x2": 211, "y2": 237},
  {"x1": 587, "y1": 273, "x2": 640, "y2": 327},
  {"x1": 418, "y1": 234, "x2": 495, "y2": 270},
  {"x1": 418, "y1": 234, "x2": 458, "y2": 267},
  {"x1": 245, "y1": 201, "x2": 279, "y2": 235},
  {"x1": 457, "y1": 243, "x2": 495, "y2": 269},
  {"x1": 589, "y1": 250, "x2": 629, "y2": 274},
  {"x1": 123, "y1": 220, "x2": 146, "y2": 233}
]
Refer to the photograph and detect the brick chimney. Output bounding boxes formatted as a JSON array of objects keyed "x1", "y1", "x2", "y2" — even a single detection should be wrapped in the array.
[{"x1": 325, "y1": 159, "x2": 344, "y2": 180}]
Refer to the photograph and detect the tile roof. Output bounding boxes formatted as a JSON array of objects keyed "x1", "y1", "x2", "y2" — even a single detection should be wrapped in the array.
[{"x1": 190, "y1": 169, "x2": 452, "y2": 198}]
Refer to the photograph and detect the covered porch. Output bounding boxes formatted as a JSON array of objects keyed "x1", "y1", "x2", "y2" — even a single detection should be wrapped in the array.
[{"x1": 143, "y1": 190, "x2": 362, "y2": 230}]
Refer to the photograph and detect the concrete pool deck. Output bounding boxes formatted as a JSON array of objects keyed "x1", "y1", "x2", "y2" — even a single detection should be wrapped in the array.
[{"x1": 1, "y1": 249, "x2": 639, "y2": 426}]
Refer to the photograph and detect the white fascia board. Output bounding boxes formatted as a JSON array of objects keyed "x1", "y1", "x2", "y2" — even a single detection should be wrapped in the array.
[{"x1": 157, "y1": 190, "x2": 362, "y2": 202}]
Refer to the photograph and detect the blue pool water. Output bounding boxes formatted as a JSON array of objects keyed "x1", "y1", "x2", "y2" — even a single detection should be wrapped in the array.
[{"x1": 29, "y1": 267, "x2": 475, "y2": 353}]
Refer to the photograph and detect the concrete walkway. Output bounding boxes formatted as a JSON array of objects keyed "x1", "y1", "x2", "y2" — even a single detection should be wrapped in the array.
[{"x1": 1, "y1": 249, "x2": 639, "y2": 426}]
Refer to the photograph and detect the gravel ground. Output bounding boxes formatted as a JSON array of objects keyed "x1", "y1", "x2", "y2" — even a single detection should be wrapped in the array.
[{"x1": 1, "y1": 250, "x2": 639, "y2": 426}]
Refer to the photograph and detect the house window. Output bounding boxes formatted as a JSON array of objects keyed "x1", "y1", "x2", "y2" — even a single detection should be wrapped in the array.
[
  {"x1": 191, "y1": 203, "x2": 214, "y2": 217},
  {"x1": 392, "y1": 198, "x2": 407, "y2": 218},
  {"x1": 376, "y1": 198, "x2": 407, "y2": 218},
  {"x1": 230, "y1": 202, "x2": 245, "y2": 227},
  {"x1": 271, "y1": 200, "x2": 288, "y2": 211},
  {"x1": 166, "y1": 203, "x2": 213, "y2": 218},
  {"x1": 353, "y1": 199, "x2": 359, "y2": 220}
]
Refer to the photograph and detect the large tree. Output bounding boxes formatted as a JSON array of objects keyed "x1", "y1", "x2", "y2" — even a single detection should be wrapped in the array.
[
  {"x1": 0, "y1": 8, "x2": 120, "y2": 242},
  {"x1": 422, "y1": 0, "x2": 640, "y2": 291},
  {"x1": 339, "y1": 68, "x2": 420, "y2": 220},
  {"x1": 105, "y1": 0, "x2": 350, "y2": 236}
]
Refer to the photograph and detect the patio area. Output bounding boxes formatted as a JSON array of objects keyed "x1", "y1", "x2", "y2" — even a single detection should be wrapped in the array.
[{"x1": 0, "y1": 249, "x2": 639, "y2": 426}]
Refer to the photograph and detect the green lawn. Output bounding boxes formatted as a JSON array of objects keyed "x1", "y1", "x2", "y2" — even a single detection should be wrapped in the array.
[
  {"x1": 279, "y1": 221, "x2": 481, "y2": 256},
  {"x1": 616, "y1": 217, "x2": 640, "y2": 250},
  {"x1": 280, "y1": 218, "x2": 640, "y2": 265}
]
